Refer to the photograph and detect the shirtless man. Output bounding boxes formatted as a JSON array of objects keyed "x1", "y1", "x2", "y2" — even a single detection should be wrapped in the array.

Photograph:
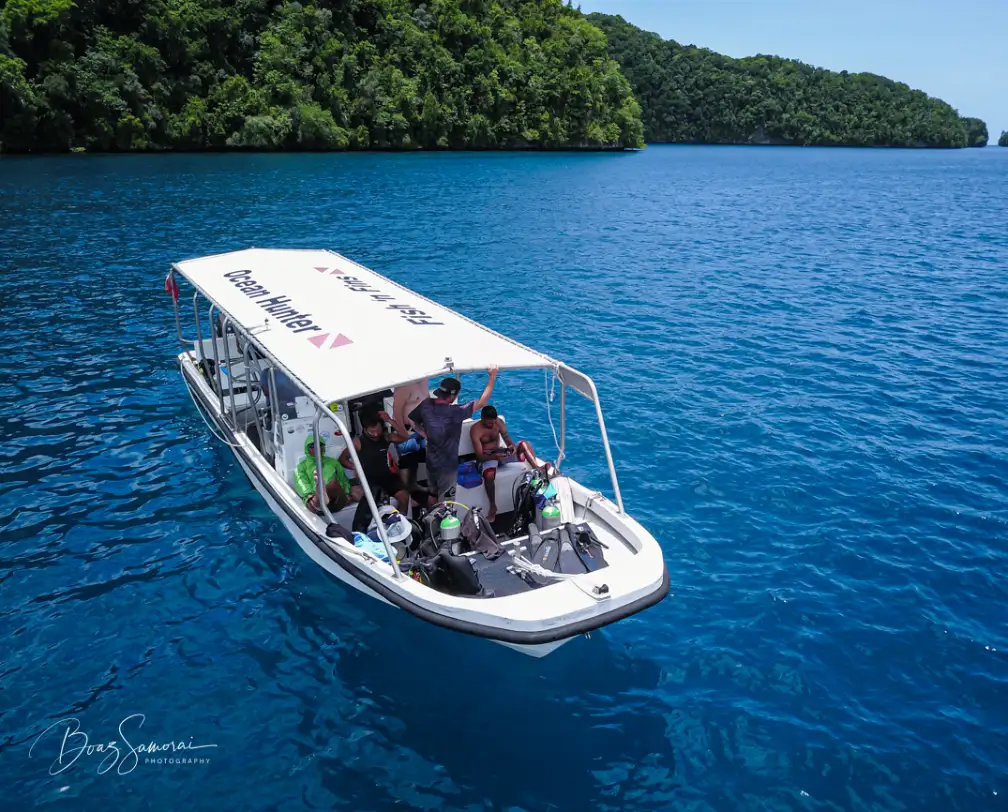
[
  {"x1": 393, "y1": 378, "x2": 429, "y2": 436},
  {"x1": 469, "y1": 405, "x2": 539, "y2": 521},
  {"x1": 392, "y1": 378, "x2": 429, "y2": 489}
]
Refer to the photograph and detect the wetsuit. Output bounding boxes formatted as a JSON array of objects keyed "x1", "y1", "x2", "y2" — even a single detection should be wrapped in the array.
[{"x1": 352, "y1": 432, "x2": 402, "y2": 531}]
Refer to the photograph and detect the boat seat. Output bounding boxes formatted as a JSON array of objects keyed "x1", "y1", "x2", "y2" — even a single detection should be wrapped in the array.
[
  {"x1": 194, "y1": 335, "x2": 240, "y2": 366},
  {"x1": 457, "y1": 415, "x2": 512, "y2": 458},
  {"x1": 456, "y1": 418, "x2": 481, "y2": 460},
  {"x1": 278, "y1": 407, "x2": 409, "y2": 531},
  {"x1": 388, "y1": 415, "x2": 524, "y2": 514},
  {"x1": 277, "y1": 414, "x2": 351, "y2": 489},
  {"x1": 454, "y1": 416, "x2": 527, "y2": 515}
]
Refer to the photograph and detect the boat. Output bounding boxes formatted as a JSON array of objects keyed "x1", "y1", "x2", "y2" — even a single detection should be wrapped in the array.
[{"x1": 168, "y1": 248, "x2": 669, "y2": 657}]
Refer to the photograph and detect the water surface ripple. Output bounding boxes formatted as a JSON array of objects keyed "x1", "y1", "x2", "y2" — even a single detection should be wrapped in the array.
[{"x1": 1, "y1": 148, "x2": 1006, "y2": 811}]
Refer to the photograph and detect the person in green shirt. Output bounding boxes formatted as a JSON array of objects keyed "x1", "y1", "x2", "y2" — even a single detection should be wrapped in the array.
[{"x1": 294, "y1": 435, "x2": 360, "y2": 514}]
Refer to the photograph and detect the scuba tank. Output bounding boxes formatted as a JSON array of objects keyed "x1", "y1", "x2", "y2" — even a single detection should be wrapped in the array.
[
  {"x1": 538, "y1": 504, "x2": 561, "y2": 531},
  {"x1": 439, "y1": 513, "x2": 462, "y2": 553}
]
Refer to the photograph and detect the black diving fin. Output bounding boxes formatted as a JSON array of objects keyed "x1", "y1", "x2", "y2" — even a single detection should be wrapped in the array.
[
  {"x1": 533, "y1": 529, "x2": 560, "y2": 571},
  {"x1": 558, "y1": 525, "x2": 588, "y2": 573},
  {"x1": 566, "y1": 523, "x2": 604, "y2": 571}
]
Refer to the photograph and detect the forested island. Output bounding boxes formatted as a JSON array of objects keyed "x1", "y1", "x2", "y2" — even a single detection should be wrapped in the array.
[
  {"x1": 0, "y1": 0, "x2": 988, "y2": 153},
  {"x1": 588, "y1": 13, "x2": 988, "y2": 149},
  {"x1": 1000, "y1": 132, "x2": 1008, "y2": 147},
  {"x1": 0, "y1": 0, "x2": 644, "y2": 152}
]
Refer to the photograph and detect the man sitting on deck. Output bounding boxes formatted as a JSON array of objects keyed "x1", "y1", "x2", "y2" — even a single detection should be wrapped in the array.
[
  {"x1": 340, "y1": 409, "x2": 418, "y2": 531},
  {"x1": 469, "y1": 405, "x2": 541, "y2": 521},
  {"x1": 294, "y1": 435, "x2": 363, "y2": 515}
]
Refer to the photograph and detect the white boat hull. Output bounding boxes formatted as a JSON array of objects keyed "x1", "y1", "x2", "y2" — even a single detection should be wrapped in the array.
[
  {"x1": 231, "y1": 445, "x2": 576, "y2": 657},
  {"x1": 179, "y1": 354, "x2": 668, "y2": 657}
]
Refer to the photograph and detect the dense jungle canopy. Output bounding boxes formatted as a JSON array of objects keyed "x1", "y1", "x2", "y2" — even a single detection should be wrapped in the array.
[
  {"x1": 0, "y1": 0, "x2": 644, "y2": 152},
  {"x1": 589, "y1": 12, "x2": 988, "y2": 149},
  {"x1": 0, "y1": 1, "x2": 987, "y2": 152}
]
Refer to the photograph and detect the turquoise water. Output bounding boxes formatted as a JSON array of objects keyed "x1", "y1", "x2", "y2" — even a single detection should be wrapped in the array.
[{"x1": 1, "y1": 146, "x2": 1006, "y2": 810}]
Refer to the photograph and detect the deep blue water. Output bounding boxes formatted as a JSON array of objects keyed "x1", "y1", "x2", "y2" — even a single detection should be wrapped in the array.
[{"x1": 1, "y1": 146, "x2": 1007, "y2": 811}]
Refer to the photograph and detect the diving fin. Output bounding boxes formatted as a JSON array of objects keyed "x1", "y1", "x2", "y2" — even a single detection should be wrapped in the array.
[
  {"x1": 533, "y1": 529, "x2": 560, "y2": 571},
  {"x1": 525, "y1": 523, "x2": 542, "y2": 559},
  {"x1": 558, "y1": 525, "x2": 588, "y2": 573},
  {"x1": 566, "y1": 523, "x2": 603, "y2": 571}
]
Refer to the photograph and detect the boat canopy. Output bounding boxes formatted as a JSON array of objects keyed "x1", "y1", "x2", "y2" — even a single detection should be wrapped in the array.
[{"x1": 173, "y1": 248, "x2": 557, "y2": 403}]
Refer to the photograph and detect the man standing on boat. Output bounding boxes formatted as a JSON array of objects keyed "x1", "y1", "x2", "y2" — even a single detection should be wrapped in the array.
[
  {"x1": 409, "y1": 368, "x2": 499, "y2": 503},
  {"x1": 391, "y1": 378, "x2": 429, "y2": 492}
]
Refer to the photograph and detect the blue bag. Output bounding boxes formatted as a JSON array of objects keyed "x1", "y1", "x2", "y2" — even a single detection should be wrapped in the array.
[{"x1": 457, "y1": 460, "x2": 483, "y2": 489}]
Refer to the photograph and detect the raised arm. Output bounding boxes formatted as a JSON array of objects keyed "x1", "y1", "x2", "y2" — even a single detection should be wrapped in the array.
[{"x1": 473, "y1": 366, "x2": 499, "y2": 412}]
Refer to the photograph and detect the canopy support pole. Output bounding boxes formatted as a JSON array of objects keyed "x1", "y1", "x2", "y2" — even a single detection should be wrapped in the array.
[
  {"x1": 312, "y1": 409, "x2": 401, "y2": 577},
  {"x1": 243, "y1": 341, "x2": 266, "y2": 448},
  {"x1": 310, "y1": 414, "x2": 337, "y2": 527},
  {"x1": 221, "y1": 316, "x2": 238, "y2": 430},
  {"x1": 171, "y1": 269, "x2": 189, "y2": 350},
  {"x1": 558, "y1": 363, "x2": 623, "y2": 513},
  {"x1": 592, "y1": 387, "x2": 623, "y2": 513},
  {"x1": 558, "y1": 381, "x2": 566, "y2": 470},
  {"x1": 267, "y1": 367, "x2": 280, "y2": 446},
  {"x1": 192, "y1": 291, "x2": 203, "y2": 349},
  {"x1": 207, "y1": 305, "x2": 225, "y2": 418}
]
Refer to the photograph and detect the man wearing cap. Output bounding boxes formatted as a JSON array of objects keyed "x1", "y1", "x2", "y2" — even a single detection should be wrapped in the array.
[{"x1": 409, "y1": 367, "x2": 499, "y2": 503}]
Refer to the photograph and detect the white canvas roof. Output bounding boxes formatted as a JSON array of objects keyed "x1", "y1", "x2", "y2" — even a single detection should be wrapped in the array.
[{"x1": 173, "y1": 248, "x2": 557, "y2": 404}]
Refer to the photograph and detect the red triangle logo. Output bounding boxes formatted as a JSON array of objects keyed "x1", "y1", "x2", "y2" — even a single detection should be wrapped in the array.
[
  {"x1": 308, "y1": 333, "x2": 330, "y2": 348},
  {"x1": 330, "y1": 333, "x2": 352, "y2": 349},
  {"x1": 329, "y1": 269, "x2": 345, "y2": 276},
  {"x1": 314, "y1": 266, "x2": 328, "y2": 274}
]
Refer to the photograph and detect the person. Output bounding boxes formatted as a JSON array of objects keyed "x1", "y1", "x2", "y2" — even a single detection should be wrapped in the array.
[
  {"x1": 294, "y1": 435, "x2": 362, "y2": 515},
  {"x1": 394, "y1": 379, "x2": 429, "y2": 436},
  {"x1": 391, "y1": 379, "x2": 429, "y2": 489},
  {"x1": 469, "y1": 405, "x2": 540, "y2": 521},
  {"x1": 409, "y1": 367, "x2": 499, "y2": 503},
  {"x1": 340, "y1": 409, "x2": 415, "y2": 531}
]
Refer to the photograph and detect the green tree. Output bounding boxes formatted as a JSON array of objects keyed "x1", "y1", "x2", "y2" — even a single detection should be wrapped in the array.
[
  {"x1": 962, "y1": 117, "x2": 988, "y2": 147},
  {"x1": 0, "y1": 0, "x2": 646, "y2": 152},
  {"x1": 587, "y1": 12, "x2": 987, "y2": 149}
]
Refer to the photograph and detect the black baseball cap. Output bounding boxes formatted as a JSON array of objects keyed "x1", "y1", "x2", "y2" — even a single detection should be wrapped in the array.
[{"x1": 434, "y1": 377, "x2": 461, "y2": 398}]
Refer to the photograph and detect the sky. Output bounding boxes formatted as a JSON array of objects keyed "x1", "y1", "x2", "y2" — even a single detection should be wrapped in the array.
[{"x1": 577, "y1": 0, "x2": 1007, "y2": 143}]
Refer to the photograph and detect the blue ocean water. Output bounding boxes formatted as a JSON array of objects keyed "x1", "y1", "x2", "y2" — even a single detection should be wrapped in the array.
[{"x1": 1, "y1": 146, "x2": 1006, "y2": 811}]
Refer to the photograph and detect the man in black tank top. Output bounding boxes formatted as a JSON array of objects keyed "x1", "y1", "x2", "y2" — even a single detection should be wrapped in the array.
[{"x1": 341, "y1": 409, "x2": 414, "y2": 532}]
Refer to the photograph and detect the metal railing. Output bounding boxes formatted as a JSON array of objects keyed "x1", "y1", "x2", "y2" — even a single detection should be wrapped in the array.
[
  {"x1": 311, "y1": 409, "x2": 401, "y2": 577},
  {"x1": 221, "y1": 316, "x2": 238, "y2": 430},
  {"x1": 192, "y1": 291, "x2": 202, "y2": 349},
  {"x1": 243, "y1": 340, "x2": 266, "y2": 446},
  {"x1": 208, "y1": 304, "x2": 225, "y2": 417},
  {"x1": 558, "y1": 382, "x2": 566, "y2": 469},
  {"x1": 558, "y1": 362, "x2": 624, "y2": 514},
  {"x1": 170, "y1": 269, "x2": 195, "y2": 349},
  {"x1": 178, "y1": 280, "x2": 400, "y2": 572}
]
